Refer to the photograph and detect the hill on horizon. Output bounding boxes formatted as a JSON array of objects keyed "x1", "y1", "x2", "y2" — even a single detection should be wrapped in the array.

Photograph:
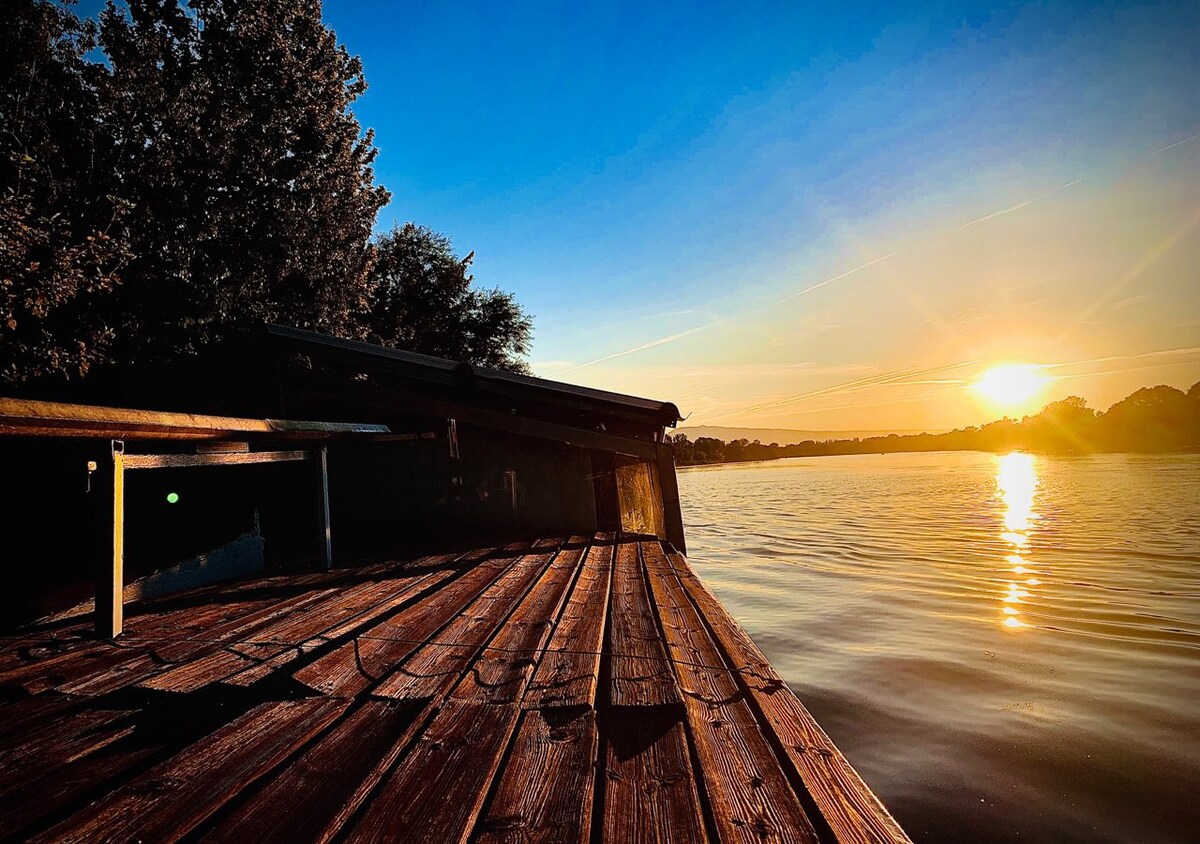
[{"x1": 674, "y1": 425, "x2": 934, "y2": 445}]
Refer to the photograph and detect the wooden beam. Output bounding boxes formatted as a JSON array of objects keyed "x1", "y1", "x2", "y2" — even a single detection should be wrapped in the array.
[
  {"x1": 656, "y1": 442, "x2": 687, "y2": 554},
  {"x1": 316, "y1": 445, "x2": 332, "y2": 570},
  {"x1": 0, "y1": 396, "x2": 388, "y2": 441},
  {"x1": 121, "y1": 450, "x2": 310, "y2": 470},
  {"x1": 95, "y1": 444, "x2": 124, "y2": 638},
  {"x1": 284, "y1": 370, "x2": 661, "y2": 460}
]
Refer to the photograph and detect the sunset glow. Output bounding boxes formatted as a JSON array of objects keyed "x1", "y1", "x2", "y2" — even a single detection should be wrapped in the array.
[{"x1": 972, "y1": 365, "x2": 1052, "y2": 409}]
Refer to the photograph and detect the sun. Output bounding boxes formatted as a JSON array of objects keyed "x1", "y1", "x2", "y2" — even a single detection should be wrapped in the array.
[{"x1": 972, "y1": 364, "x2": 1051, "y2": 408}]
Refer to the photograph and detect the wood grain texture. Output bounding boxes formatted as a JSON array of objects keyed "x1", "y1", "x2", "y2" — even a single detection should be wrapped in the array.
[
  {"x1": 644, "y1": 542, "x2": 819, "y2": 843},
  {"x1": 143, "y1": 571, "x2": 440, "y2": 693},
  {"x1": 603, "y1": 710, "x2": 708, "y2": 844},
  {"x1": 52, "y1": 585, "x2": 344, "y2": 697},
  {"x1": 0, "y1": 705, "x2": 135, "y2": 793},
  {"x1": 0, "y1": 538, "x2": 908, "y2": 844},
  {"x1": 452, "y1": 546, "x2": 584, "y2": 704},
  {"x1": 371, "y1": 552, "x2": 553, "y2": 701},
  {"x1": 0, "y1": 695, "x2": 80, "y2": 746},
  {"x1": 609, "y1": 540, "x2": 681, "y2": 708},
  {"x1": 31, "y1": 698, "x2": 348, "y2": 844},
  {"x1": 201, "y1": 700, "x2": 423, "y2": 844},
  {"x1": 524, "y1": 542, "x2": 614, "y2": 709},
  {"x1": 667, "y1": 549, "x2": 912, "y2": 844},
  {"x1": 474, "y1": 708, "x2": 598, "y2": 844},
  {"x1": 346, "y1": 700, "x2": 521, "y2": 844},
  {"x1": 0, "y1": 715, "x2": 163, "y2": 840},
  {"x1": 38, "y1": 588, "x2": 343, "y2": 701},
  {"x1": 222, "y1": 565, "x2": 457, "y2": 687},
  {"x1": 293, "y1": 557, "x2": 510, "y2": 697},
  {"x1": 0, "y1": 640, "x2": 150, "y2": 696}
]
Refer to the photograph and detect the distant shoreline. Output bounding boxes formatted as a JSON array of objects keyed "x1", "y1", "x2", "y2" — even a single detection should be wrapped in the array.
[
  {"x1": 669, "y1": 382, "x2": 1199, "y2": 468},
  {"x1": 676, "y1": 445, "x2": 1200, "y2": 470}
]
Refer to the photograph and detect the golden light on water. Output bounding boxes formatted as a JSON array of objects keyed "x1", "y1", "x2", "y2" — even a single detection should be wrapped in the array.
[
  {"x1": 972, "y1": 364, "x2": 1051, "y2": 409},
  {"x1": 996, "y1": 452, "x2": 1041, "y2": 631}
]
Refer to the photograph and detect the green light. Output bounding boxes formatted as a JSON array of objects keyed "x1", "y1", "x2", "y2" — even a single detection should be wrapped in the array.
[{"x1": 166, "y1": 492, "x2": 180, "y2": 504}]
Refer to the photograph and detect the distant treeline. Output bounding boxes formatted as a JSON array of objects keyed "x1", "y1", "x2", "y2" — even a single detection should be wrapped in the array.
[{"x1": 670, "y1": 382, "x2": 1200, "y2": 466}]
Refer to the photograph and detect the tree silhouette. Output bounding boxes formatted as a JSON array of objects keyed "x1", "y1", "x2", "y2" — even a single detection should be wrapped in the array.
[
  {"x1": 367, "y1": 224, "x2": 532, "y2": 373},
  {"x1": 1, "y1": 0, "x2": 131, "y2": 384},
  {"x1": 670, "y1": 382, "x2": 1200, "y2": 465},
  {"x1": 98, "y1": 0, "x2": 390, "y2": 363}
]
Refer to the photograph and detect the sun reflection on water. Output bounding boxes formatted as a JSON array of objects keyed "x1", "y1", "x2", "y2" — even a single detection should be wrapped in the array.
[{"x1": 996, "y1": 452, "x2": 1040, "y2": 631}]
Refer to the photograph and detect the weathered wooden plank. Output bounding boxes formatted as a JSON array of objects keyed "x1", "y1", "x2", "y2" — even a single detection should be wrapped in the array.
[
  {"x1": 666, "y1": 549, "x2": 911, "y2": 844},
  {"x1": 26, "y1": 584, "x2": 342, "y2": 696},
  {"x1": 0, "y1": 741, "x2": 166, "y2": 839},
  {"x1": 372, "y1": 551, "x2": 555, "y2": 701},
  {"x1": 0, "y1": 694, "x2": 81, "y2": 746},
  {"x1": 0, "y1": 705, "x2": 175, "y2": 839},
  {"x1": 54, "y1": 651, "x2": 161, "y2": 696},
  {"x1": 609, "y1": 540, "x2": 681, "y2": 708},
  {"x1": 451, "y1": 547, "x2": 584, "y2": 704},
  {"x1": 147, "y1": 586, "x2": 340, "y2": 665},
  {"x1": 293, "y1": 557, "x2": 511, "y2": 697},
  {"x1": 30, "y1": 698, "x2": 348, "y2": 844},
  {"x1": 473, "y1": 708, "x2": 598, "y2": 844},
  {"x1": 524, "y1": 542, "x2": 614, "y2": 709},
  {"x1": 38, "y1": 585, "x2": 337, "y2": 697},
  {"x1": 142, "y1": 570, "x2": 440, "y2": 693},
  {"x1": 644, "y1": 542, "x2": 819, "y2": 843},
  {"x1": 221, "y1": 564, "x2": 460, "y2": 688},
  {"x1": 121, "y1": 449, "x2": 310, "y2": 469},
  {"x1": 0, "y1": 396, "x2": 386, "y2": 440},
  {"x1": 346, "y1": 700, "x2": 520, "y2": 844},
  {"x1": 201, "y1": 700, "x2": 424, "y2": 844},
  {"x1": 2, "y1": 642, "x2": 148, "y2": 697},
  {"x1": 0, "y1": 704, "x2": 135, "y2": 790},
  {"x1": 603, "y1": 710, "x2": 708, "y2": 844}
]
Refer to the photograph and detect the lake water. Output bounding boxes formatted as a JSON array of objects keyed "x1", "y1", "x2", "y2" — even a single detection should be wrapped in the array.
[{"x1": 677, "y1": 451, "x2": 1200, "y2": 843}]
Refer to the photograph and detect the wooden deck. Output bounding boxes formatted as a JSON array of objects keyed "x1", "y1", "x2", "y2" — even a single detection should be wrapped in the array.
[{"x1": 0, "y1": 535, "x2": 909, "y2": 843}]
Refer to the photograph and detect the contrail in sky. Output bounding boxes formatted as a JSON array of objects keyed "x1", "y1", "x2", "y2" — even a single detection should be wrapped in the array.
[
  {"x1": 770, "y1": 252, "x2": 898, "y2": 305},
  {"x1": 957, "y1": 179, "x2": 1082, "y2": 230},
  {"x1": 1152, "y1": 132, "x2": 1200, "y2": 154},
  {"x1": 1046, "y1": 346, "x2": 1200, "y2": 372},
  {"x1": 548, "y1": 136, "x2": 1185, "y2": 382},
  {"x1": 554, "y1": 325, "x2": 711, "y2": 374},
  {"x1": 554, "y1": 253, "x2": 897, "y2": 375},
  {"x1": 711, "y1": 358, "x2": 983, "y2": 421}
]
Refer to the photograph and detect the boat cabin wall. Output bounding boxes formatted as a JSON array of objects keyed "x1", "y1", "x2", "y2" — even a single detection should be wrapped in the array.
[{"x1": 324, "y1": 426, "x2": 601, "y2": 559}]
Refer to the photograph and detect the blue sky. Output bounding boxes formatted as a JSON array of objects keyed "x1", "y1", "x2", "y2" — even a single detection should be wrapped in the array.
[{"x1": 92, "y1": 1, "x2": 1200, "y2": 429}]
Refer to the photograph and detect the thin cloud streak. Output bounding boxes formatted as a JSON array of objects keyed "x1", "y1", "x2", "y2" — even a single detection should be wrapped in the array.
[
  {"x1": 553, "y1": 325, "x2": 712, "y2": 374},
  {"x1": 709, "y1": 358, "x2": 983, "y2": 422},
  {"x1": 770, "y1": 252, "x2": 898, "y2": 305},
  {"x1": 1046, "y1": 346, "x2": 1200, "y2": 372},
  {"x1": 561, "y1": 171, "x2": 1089, "y2": 376},
  {"x1": 551, "y1": 253, "x2": 898, "y2": 376},
  {"x1": 957, "y1": 179, "x2": 1082, "y2": 230},
  {"x1": 1152, "y1": 132, "x2": 1200, "y2": 154}
]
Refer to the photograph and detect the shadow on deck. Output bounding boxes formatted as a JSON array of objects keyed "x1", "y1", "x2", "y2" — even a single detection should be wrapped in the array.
[{"x1": 0, "y1": 534, "x2": 909, "y2": 843}]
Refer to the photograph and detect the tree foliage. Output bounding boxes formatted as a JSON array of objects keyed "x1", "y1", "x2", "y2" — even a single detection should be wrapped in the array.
[
  {"x1": 0, "y1": 0, "x2": 533, "y2": 388},
  {"x1": 0, "y1": 0, "x2": 131, "y2": 384},
  {"x1": 98, "y1": 0, "x2": 390, "y2": 363},
  {"x1": 368, "y1": 224, "x2": 532, "y2": 373}
]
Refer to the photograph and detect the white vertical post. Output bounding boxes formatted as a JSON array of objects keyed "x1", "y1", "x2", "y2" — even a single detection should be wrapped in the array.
[{"x1": 317, "y1": 445, "x2": 332, "y2": 570}]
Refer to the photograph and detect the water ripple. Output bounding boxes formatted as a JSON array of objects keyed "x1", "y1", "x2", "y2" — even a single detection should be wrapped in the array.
[{"x1": 679, "y1": 451, "x2": 1200, "y2": 844}]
